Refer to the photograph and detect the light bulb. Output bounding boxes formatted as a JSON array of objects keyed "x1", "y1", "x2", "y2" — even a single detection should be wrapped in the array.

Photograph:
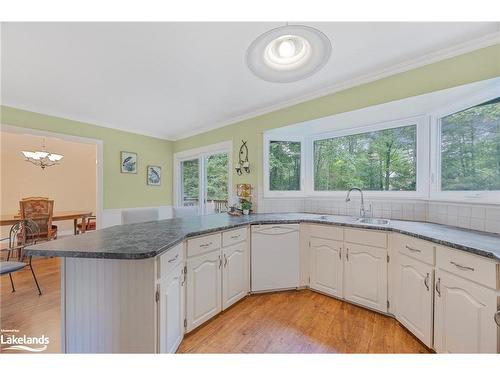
[{"x1": 278, "y1": 39, "x2": 295, "y2": 58}]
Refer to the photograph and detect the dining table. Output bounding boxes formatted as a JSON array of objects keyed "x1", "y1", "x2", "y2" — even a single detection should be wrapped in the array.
[{"x1": 0, "y1": 210, "x2": 94, "y2": 235}]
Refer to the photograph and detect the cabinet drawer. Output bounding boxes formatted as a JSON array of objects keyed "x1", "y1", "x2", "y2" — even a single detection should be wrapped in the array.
[
  {"x1": 222, "y1": 227, "x2": 247, "y2": 247},
  {"x1": 393, "y1": 234, "x2": 435, "y2": 265},
  {"x1": 344, "y1": 228, "x2": 387, "y2": 249},
  {"x1": 160, "y1": 243, "x2": 184, "y2": 277},
  {"x1": 187, "y1": 233, "x2": 221, "y2": 257},
  {"x1": 309, "y1": 224, "x2": 343, "y2": 241},
  {"x1": 436, "y1": 246, "x2": 498, "y2": 289}
]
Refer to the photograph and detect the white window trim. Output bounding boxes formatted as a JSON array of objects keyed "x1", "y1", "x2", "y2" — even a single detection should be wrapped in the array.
[
  {"x1": 306, "y1": 116, "x2": 429, "y2": 199},
  {"x1": 173, "y1": 140, "x2": 233, "y2": 214},
  {"x1": 263, "y1": 134, "x2": 306, "y2": 197},
  {"x1": 429, "y1": 87, "x2": 500, "y2": 204}
]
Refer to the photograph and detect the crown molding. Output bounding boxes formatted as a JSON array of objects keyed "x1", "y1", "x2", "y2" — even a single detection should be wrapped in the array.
[
  {"x1": 3, "y1": 31, "x2": 499, "y2": 142},
  {"x1": 172, "y1": 31, "x2": 500, "y2": 141}
]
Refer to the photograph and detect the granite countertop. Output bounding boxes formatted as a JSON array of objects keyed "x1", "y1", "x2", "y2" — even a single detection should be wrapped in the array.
[{"x1": 24, "y1": 213, "x2": 500, "y2": 261}]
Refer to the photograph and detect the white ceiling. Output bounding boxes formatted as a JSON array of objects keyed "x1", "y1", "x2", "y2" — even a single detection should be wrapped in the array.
[{"x1": 2, "y1": 22, "x2": 499, "y2": 140}]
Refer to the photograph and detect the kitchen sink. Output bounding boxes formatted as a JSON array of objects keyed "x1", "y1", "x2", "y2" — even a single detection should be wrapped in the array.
[{"x1": 357, "y1": 218, "x2": 390, "y2": 225}]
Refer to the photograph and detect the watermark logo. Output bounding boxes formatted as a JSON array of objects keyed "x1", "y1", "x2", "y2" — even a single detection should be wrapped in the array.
[{"x1": 1, "y1": 329, "x2": 49, "y2": 352}]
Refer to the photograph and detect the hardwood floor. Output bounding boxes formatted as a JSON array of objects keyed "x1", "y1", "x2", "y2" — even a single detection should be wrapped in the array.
[
  {"x1": 1, "y1": 257, "x2": 430, "y2": 354},
  {"x1": 1, "y1": 257, "x2": 61, "y2": 353},
  {"x1": 178, "y1": 290, "x2": 430, "y2": 353}
]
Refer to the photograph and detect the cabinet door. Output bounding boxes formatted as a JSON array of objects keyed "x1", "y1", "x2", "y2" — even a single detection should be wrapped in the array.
[
  {"x1": 159, "y1": 264, "x2": 184, "y2": 353},
  {"x1": 434, "y1": 270, "x2": 498, "y2": 353},
  {"x1": 186, "y1": 250, "x2": 222, "y2": 332},
  {"x1": 222, "y1": 241, "x2": 249, "y2": 310},
  {"x1": 344, "y1": 243, "x2": 387, "y2": 312},
  {"x1": 395, "y1": 253, "x2": 433, "y2": 347},
  {"x1": 309, "y1": 237, "x2": 343, "y2": 298}
]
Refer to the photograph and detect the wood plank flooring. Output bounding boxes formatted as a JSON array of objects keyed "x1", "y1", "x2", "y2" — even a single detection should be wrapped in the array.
[
  {"x1": 178, "y1": 290, "x2": 430, "y2": 353},
  {"x1": 1, "y1": 257, "x2": 430, "y2": 354},
  {"x1": 1, "y1": 257, "x2": 61, "y2": 353}
]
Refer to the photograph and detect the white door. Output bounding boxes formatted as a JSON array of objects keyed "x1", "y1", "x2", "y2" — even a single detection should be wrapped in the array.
[
  {"x1": 222, "y1": 242, "x2": 249, "y2": 309},
  {"x1": 395, "y1": 253, "x2": 433, "y2": 347},
  {"x1": 344, "y1": 243, "x2": 388, "y2": 313},
  {"x1": 309, "y1": 237, "x2": 343, "y2": 298},
  {"x1": 434, "y1": 270, "x2": 498, "y2": 353},
  {"x1": 159, "y1": 264, "x2": 184, "y2": 353},
  {"x1": 186, "y1": 250, "x2": 222, "y2": 332}
]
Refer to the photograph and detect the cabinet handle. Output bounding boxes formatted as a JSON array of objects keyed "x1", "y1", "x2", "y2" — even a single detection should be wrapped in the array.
[
  {"x1": 494, "y1": 310, "x2": 500, "y2": 327},
  {"x1": 218, "y1": 255, "x2": 222, "y2": 269},
  {"x1": 346, "y1": 248, "x2": 349, "y2": 261},
  {"x1": 168, "y1": 254, "x2": 179, "y2": 263},
  {"x1": 224, "y1": 254, "x2": 228, "y2": 267},
  {"x1": 200, "y1": 242, "x2": 213, "y2": 248},
  {"x1": 405, "y1": 245, "x2": 421, "y2": 253},
  {"x1": 450, "y1": 261, "x2": 474, "y2": 272},
  {"x1": 424, "y1": 273, "x2": 430, "y2": 291},
  {"x1": 436, "y1": 277, "x2": 441, "y2": 297},
  {"x1": 339, "y1": 247, "x2": 342, "y2": 260},
  {"x1": 230, "y1": 235, "x2": 240, "y2": 239}
]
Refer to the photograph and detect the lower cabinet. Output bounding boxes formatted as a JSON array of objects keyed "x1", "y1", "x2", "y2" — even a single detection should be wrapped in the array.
[
  {"x1": 395, "y1": 253, "x2": 433, "y2": 347},
  {"x1": 186, "y1": 229, "x2": 249, "y2": 332},
  {"x1": 158, "y1": 263, "x2": 184, "y2": 353},
  {"x1": 344, "y1": 243, "x2": 387, "y2": 313},
  {"x1": 309, "y1": 237, "x2": 343, "y2": 298},
  {"x1": 434, "y1": 270, "x2": 498, "y2": 353},
  {"x1": 222, "y1": 241, "x2": 249, "y2": 310},
  {"x1": 186, "y1": 249, "x2": 222, "y2": 332}
]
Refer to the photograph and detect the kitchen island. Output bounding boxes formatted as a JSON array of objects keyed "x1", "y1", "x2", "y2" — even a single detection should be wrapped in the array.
[{"x1": 24, "y1": 213, "x2": 500, "y2": 353}]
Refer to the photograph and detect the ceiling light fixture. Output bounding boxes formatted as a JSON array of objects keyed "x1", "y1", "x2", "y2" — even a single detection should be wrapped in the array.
[
  {"x1": 246, "y1": 24, "x2": 331, "y2": 83},
  {"x1": 21, "y1": 138, "x2": 64, "y2": 170}
]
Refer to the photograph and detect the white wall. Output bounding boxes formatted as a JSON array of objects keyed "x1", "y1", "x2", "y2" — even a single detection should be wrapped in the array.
[{"x1": 0, "y1": 131, "x2": 97, "y2": 236}]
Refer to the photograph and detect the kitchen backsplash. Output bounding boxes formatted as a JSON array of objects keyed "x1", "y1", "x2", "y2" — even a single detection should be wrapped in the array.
[{"x1": 256, "y1": 196, "x2": 500, "y2": 235}]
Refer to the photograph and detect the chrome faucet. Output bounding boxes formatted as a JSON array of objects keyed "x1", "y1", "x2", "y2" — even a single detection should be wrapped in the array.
[{"x1": 345, "y1": 187, "x2": 370, "y2": 218}]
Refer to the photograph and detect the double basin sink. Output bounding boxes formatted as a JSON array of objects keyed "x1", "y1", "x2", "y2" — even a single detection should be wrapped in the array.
[{"x1": 315, "y1": 215, "x2": 390, "y2": 225}]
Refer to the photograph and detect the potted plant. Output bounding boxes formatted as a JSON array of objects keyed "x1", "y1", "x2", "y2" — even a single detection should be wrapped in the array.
[{"x1": 241, "y1": 200, "x2": 252, "y2": 215}]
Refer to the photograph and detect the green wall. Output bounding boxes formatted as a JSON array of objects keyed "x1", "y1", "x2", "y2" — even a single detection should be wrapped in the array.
[
  {"x1": 173, "y1": 44, "x2": 500, "y2": 194},
  {"x1": 2, "y1": 44, "x2": 499, "y2": 209},
  {"x1": 1, "y1": 106, "x2": 173, "y2": 209}
]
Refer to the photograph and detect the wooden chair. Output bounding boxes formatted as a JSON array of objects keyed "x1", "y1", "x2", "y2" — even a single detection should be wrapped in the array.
[
  {"x1": 76, "y1": 216, "x2": 96, "y2": 234},
  {"x1": 19, "y1": 197, "x2": 58, "y2": 241}
]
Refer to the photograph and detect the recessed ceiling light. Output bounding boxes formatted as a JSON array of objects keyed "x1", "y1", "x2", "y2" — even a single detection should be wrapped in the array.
[{"x1": 246, "y1": 25, "x2": 331, "y2": 83}]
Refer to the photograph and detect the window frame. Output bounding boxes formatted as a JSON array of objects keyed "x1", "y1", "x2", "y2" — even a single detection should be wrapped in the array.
[
  {"x1": 306, "y1": 116, "x2": 429, "y2": 199},
  {"x1": 263, "y1": 134, "x2": 306, "y2": 197},
  {"x1": 429, "y1": 89, "x2": 500, "y2": 204},
  {"x1": 173, "y1": 140, "x2": 233, "y2": 214}
]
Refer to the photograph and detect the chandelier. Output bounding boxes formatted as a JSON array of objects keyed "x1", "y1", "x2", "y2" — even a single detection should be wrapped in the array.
[{"x1": 21, "y1": 138, "x2": 64, "y2": 169}]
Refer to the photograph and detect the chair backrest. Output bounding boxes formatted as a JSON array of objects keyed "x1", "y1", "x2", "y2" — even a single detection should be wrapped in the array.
[
  {"x1": 121, "y1": 208, "x2": 159, "y2": 225},
  {"x1": 9, "y1": 219, "x2": 40, "y2": 260},
  {"x1": 19, "y1": 197, "x2": 54, "y2": 237},
  {"x1": 172, "y1": 206, "x2": 198, "y2": 218}
]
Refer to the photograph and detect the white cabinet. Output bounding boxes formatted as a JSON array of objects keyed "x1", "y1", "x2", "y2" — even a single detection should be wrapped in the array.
[
  {"x1": 158, "y1": 263, "x2": 184, "y2": 353},
  {"x1": 395, "y1": 253, "x2": 433, "y2": 347},
  {"x1": 344, "y1": 243, "x2": 387, "y2": 313},
  {"x1": 186, "y1": 249, "x2": 222, "y2": 332},
  {"x1": 309, "y1": 237, "x2": 343, "y2": 298},
  {"x1": 434, "y1": 270, "x2": 498, "y2": 353},
  {"x1": 222, "y1": 241, "x2": 249, "y2": 309}
]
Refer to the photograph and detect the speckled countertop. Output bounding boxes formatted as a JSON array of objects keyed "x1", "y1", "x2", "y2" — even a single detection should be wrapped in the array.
[{"x1": 24, "y1": 213, "x2": 500, "y2": 261}]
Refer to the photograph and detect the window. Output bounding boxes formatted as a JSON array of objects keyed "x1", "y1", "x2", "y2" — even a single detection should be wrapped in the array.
[
  {"x1": 181, "y1": 159, "x2": 199, "y2": 207},
  {"x1": 269, "y1": 140, "x2": 302, "y2": 191},
  {"x1": 314, "y1": 125, "x2": 417, "y2": 191},
  {"x1": 440, "y1": 98, "x2": 500, "y2": 191},
  {"x1": 175, "y1": 141, "x2": 232, "y2": 214}
]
